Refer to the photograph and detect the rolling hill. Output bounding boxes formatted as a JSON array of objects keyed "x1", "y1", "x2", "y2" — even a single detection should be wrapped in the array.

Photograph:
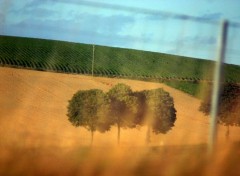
[
  {"x1": 1, "y1": 67, "x2": 240, "y2": 148},
  {"x1": 0, "y1": 35, "x2": 240, "y2": 97}
]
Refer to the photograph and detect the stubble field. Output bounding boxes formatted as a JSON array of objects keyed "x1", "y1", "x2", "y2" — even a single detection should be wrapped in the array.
[{"x1": 0, "y1": 67, "x2": 239, "y2": 176}]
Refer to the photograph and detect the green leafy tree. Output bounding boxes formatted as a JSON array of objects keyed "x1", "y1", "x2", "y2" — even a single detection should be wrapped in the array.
[
  {"x1": 143, "y1": 88, "x2": 177, "y2": 143},
  {"x1": 67, "y1": 89, "x2": 109, "y2": 145},
  {"x1": 107, "y1": 83, "x2": 138, "y2": 144},
  {"x1": 131, "y1": 91, "x2": 148, "y2": 127},
  {"x1": 199, "y1": 83, "x2": 240, "y2": 139}
]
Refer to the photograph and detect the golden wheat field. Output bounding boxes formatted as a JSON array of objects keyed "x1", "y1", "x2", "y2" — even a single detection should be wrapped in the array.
[{"x1": 0, "y1": 67, "x2": 240, "y2": 176}]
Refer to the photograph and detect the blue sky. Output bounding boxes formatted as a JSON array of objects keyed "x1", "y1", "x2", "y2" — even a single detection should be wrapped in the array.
[{"x1": 1, "y1": 0, "x2": 240, "y2": 65}]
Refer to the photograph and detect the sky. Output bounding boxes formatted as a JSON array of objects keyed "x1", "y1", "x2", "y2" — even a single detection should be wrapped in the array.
[{"x1": 0, "y1": 0, "x2": 240, "y2": 65}]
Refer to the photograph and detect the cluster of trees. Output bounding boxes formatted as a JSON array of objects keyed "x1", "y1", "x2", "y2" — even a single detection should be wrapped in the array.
[
  {"x1": 67, "y1": 83, "x2": 176, "y2": 145},
  {"x1": 199, "y1": 83, "x2": 240, "y2": 139}
]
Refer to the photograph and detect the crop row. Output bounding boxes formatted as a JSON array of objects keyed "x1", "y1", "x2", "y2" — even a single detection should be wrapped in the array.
[
  {"x1": 0, "y1": 57, "x2": 91, "y2": 74},
  {"x1": 0, "y1": 36, "x2": 239, "y2": 84},
  {"x1": 2, "y1": 56, "x2": 236, "y2": 85}
]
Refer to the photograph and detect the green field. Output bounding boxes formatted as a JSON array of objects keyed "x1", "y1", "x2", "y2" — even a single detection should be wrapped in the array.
[{"x1": 1, "y1": 35, "x2": 239, "y2": 96}]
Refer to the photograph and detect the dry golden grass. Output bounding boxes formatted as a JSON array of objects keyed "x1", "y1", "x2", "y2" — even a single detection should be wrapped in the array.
[
  {"x1": 1, "y1": 143, "x2": 240, "y2": 176},
  {"x1": 0, "y1": 67, "x2": 240, "y2": 176}
]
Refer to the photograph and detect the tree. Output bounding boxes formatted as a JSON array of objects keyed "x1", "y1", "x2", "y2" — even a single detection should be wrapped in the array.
[
  {"x1": 106, "y1": 83, "x2": 138, "y2": 144},
  {"x1": 143, "y1": 88, "x2": 177, "y2": 143},
  {"x1": 67, "y1": 89, "x2": 109, "y2": 145},
  {"x1": 131, "y1": 91, "x2": 148, "y2": 127},
  {"x1": 67, "y1": 85, "x2": 177, "y2": 145},
  {"x1": 199, "y1": 83, "x2": 240, "y2": 139}
]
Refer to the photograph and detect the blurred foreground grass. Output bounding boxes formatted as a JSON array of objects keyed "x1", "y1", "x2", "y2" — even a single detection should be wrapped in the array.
[{"x1": 0, "y1": 142, "x2": 239, "y2": 176}]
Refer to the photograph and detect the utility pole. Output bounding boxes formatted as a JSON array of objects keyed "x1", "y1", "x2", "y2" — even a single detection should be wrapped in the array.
[
  {"x1": 92, "y1": 45, "x2": 95, "y2": 77},
  {"x1": 208, "y1": 20, "x2": 228, "y2": 154}
]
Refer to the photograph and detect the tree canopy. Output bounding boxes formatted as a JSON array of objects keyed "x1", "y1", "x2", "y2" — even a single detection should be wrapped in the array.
[
  {"x1": 144, "y1": 88, "x2": 177, "y2": 134},
  {"x1": 67, "y1": 89, "x2": 109, "y2": 144},
  {"x1": 199, "y1": 83, "x2": 240, "y2": 138},
  {"x1": 199, "y1": 83, "x2": 240, "y2": 126},
  {"x1": 67, "y1": 84, "x2": 177, "y2": 145},
  {"x1": 106, "y1": 83, "x2": 138, "y2": 144}
]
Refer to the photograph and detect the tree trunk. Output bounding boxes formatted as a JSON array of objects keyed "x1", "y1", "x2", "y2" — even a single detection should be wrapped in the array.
[
  {"x1": 91, "y1": 130, "x2": 94, "y2": 146},
  {"x1": 146, "y1": 124, "x2": 151, "y2": 145},
  {"x1": 117, "y1": 123, "x2": 120, "y2": 145},
  {"x1": 225, "y1": 125, "x2": 230, "y2": 141}
]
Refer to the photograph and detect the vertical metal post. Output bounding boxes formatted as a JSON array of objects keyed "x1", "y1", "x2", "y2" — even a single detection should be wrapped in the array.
[
  {"x1": 92, "y1": 45, "x2": 95, "y2": 77},
  {"x1": 208, "y1": 20, "x2": 228, "y2": 153}
]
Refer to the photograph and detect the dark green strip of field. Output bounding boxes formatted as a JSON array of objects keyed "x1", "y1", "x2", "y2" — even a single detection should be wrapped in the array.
[{"x1": 1, "y1": 35, "x2": 239, "y2": 96}]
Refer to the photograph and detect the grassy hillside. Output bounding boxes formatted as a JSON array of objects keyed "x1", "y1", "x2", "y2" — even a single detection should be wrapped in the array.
[{"x1": 0, "y1": 35, "x2": 239, "y2": 96}]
